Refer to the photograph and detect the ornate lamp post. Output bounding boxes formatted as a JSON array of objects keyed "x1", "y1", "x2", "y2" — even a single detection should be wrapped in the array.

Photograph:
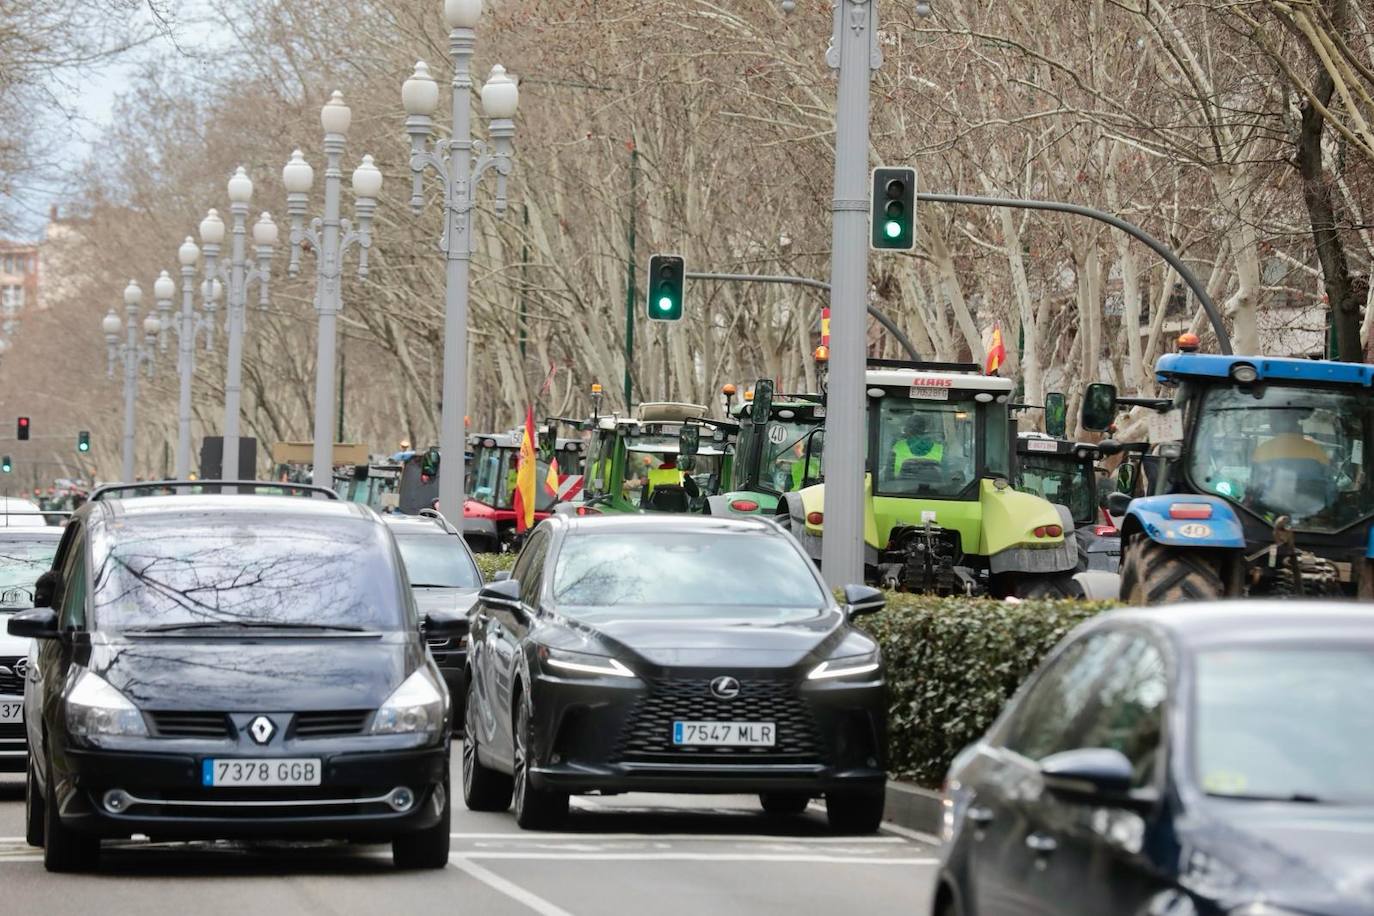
[
  {"x1": 169, "y1": 237, "x2": 220, "y2": 479},
  {"x1": 282, "y1": 91, "x2": 382, "y2": 486},
  {"x1": 402, "y1": 0, "x2": 520, "y2": 518},
  {"x1": 103, "y1": 280, "x2": 161, "y2": 483},
  {"x1": 197, "y1": 169, "x2": 279, "y2": 482}
]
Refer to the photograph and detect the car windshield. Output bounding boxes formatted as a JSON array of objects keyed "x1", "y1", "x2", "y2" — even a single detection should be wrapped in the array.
[
  {"x1": 0, "y1": 538, "x2": 58, "y2": 609},
  {"x1": 1189, "y1": 384, "x2": 1374, "y2": 532},
  {"x1": 873, "y1": 391, "x2": 981, "y2": 498},
  {"x1": 1018, "y1": 454, "x2": 1094, "y2": 524},
  {"x1": 551, "y1": 531, "x2": 827, "y2": 616},
  {"x1": 90, "y1": 514, "x2": 407, "y2": 631},
  {"x1": 395, "y1": 533, "x2": 480, "y2": 589},
  {"x1": 1194, "y1": 644, "x2": 1374, "y2": 804},
  {"x1": 755, "y1": 417, "x2": 823, "y2": 494}
]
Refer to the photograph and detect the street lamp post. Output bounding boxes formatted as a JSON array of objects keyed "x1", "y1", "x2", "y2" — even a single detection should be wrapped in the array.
[
  {"x1": 103, "y1": 280, "x2": 161, "y2": 483},
  {"x1": 282, "y1": 93, "x2": 382, "y2": 487},
  {"x1": 402, "y1": 0, "x2": 520, "y2": 518},
  {"x1": 197, "y1": 170, "x2": 278, "y2": 482},
  {"x1": 170, "y1": 237, "x2": 221, "y2": 479}
]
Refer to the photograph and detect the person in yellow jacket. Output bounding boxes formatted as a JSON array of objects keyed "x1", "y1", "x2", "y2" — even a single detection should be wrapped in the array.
[
  {"x1": 645, "y1": 456, "x2": 685, "y2": 497},
  {"x1": 891, "y1": 413, "x2": 944, "y2": 476}
]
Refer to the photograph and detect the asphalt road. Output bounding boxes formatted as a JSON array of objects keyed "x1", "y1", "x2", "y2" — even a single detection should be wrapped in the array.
[{"x1": 0, "y1": 757, "x2": 939, "y2": 916}]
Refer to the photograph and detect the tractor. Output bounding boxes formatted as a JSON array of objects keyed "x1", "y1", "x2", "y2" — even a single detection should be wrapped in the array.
[
  {"x1": 704, "y1": 379, "x2": 826, "y2": 518},
  {"x1": 1082, "y1": 347, "x2": 1374, "y2": 602},
  {"x1": 462, "y1": 430, "x2": 585, "y2": 551},
  {"x1": 779, "y1": 360, "x2": 1108, "y2": 598},
  {"x1": 1014, "y1": 433, "x2": 1121, "y2": 572},
  {"x1": 573, "y1": 402, "x2": 737, "y2": 515}
]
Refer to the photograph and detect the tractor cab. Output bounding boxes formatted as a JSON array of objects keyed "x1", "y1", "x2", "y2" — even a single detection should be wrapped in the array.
[
  {"x1": 1084, "y1": 350, "x2": 1374, "y2": 600},
  {"x1": 780, "y1": 360, "x2": 1097, "y2": 598},
  {"x1": 706, "y1": 380, "x2": 826, "y2": 517},
  {"x1": 463, "y1": 430, "x2": 585, "y2": 551},
  {"x1": 1014, "y1": 433, "x2": 1120, "y2": 572},
  {"x1": 578, "y1": 402, "x2": 735, "y2": 515}
]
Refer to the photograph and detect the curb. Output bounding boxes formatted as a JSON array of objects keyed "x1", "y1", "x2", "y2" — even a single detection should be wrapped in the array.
[{"x1": 883, "y1": 780, "x2": 943, "y2": 838}]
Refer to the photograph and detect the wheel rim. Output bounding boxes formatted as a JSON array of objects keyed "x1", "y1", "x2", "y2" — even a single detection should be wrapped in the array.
[
  {"x1": 461, "y1": 690, "x2": 476, "y2": 797},
  {"x1": 513, "y1": 703, "x2": 528, "y2": 817}
]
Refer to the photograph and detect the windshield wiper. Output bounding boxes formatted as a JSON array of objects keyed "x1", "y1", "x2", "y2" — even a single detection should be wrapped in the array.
[{"x1": 126, "y1": 622, "x2": 372, "y2": 634}]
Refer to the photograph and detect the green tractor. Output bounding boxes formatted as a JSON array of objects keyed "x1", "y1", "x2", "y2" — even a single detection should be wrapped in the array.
[
  {"x1": 573, "y1": 402, "x2": 737, "y2": 515},
  {"x1": 704, "y1": 379, "x2": 826, "y2": 518},
  {"x1": 779, "y1": 360, "x2": 1105, "y2": 598}
]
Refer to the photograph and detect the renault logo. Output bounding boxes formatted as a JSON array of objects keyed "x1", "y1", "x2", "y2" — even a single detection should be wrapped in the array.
[
  {"x1": 709, "y1": 676, "x2": 741, "y2": 700},
  {"x1": 248, "y1": 716, "x2": 276, "y2": 745},
  {"x1": 13, "y1": 658, "x2": 27, "y2": 679}
]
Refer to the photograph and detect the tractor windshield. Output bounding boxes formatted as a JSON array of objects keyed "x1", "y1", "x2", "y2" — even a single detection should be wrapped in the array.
[
  {"x1": 872, "y1": 392, "x2": 985, "y2": 499},
  {"x1": 470, "y1": 447, "x2": 557, "y2": 511},
  {"x1": 758, "y1": 418, "x2": 822, "y2": 493},
  {"x1": 1018, "y1": 454, "x2": 1095, "y2": 525},
  {"x1": 1189, "y1": 384, "x2": 1374, "y2": 532},
  {"x1": 623, "y1": 434, "x2": 724, "y2": 509}
]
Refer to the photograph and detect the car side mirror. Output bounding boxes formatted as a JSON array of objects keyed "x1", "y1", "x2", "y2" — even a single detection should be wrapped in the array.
[
  {"x1": 8, "y1": 606, "x2": 60, "y2": 640},
  {"x1": 1041, "y1": 748, "x2": 1152, "y2": 808},
  {"x1": 492, "y1": 570, "x2": 511, "y2": 582},
  {"x1": 843, "y1": 584, "x2": 885, "y2": 619},
  {"x1": 479, "y1": 578, "x2": 522, "y2": 609},
  {"x1": 32, "y1": 570, "x2": 57, "y2": 609},
  {"x1": 1080, "y1": 383, "x2": 1118, "y2": 432},
  {"x1": 1106, "y1": 492, "x2": 1132, "y2": 516},
  {"x1": 423, "y1": 610, "x2": 470, "y2": 640}
]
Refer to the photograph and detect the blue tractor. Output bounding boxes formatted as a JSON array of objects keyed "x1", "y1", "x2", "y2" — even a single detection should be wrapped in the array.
[{"x1": 1082, "y1": 345, "x2": 1374, "y2": 602}]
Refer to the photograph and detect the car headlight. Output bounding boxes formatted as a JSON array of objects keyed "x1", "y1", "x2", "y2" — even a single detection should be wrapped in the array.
[
  {"x1": 371, "y1": 669, "x2": 445, "y2": 736},
  {"x1": 538, "y1": 645, "x2": 636, "y2": 678},
  {"x1": 1231, "y1": 906, "x2": 1305, "y2": 916},
  {"x1": 807, "y1": 649, "x2": 881, "y2": 681},
  {"x1": 65, "y1": 671, "x2": 148, "y2": 741}
]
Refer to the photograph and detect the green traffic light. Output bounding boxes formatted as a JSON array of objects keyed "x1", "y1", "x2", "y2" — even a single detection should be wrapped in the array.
[
  {"x1": 79, "y1": 443, "x2": 89, "y2": 452},
  {"x1": 885, "y1": 221, "x2": 902, "y2": 239},
  {"x1": 1, "y1": 457, "x2": 10, "y2": 474},
  {"x1": 658, "y1": 296, "x2": 674, "y2": 312}
]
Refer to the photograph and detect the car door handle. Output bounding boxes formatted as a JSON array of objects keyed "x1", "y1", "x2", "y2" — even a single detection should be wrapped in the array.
[
  {"x1": 1025, "y1": 833, "x2": 1058, "y2": 855},
  {"x1": 967, "y1": 805, "x2": 995, "y2": 827}
]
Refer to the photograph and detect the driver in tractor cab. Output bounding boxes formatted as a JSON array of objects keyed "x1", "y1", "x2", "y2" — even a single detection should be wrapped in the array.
[
  {"x1": 645, "y1": 455, "x2": 685, "y2": 497},
  {"x1": 1248, "y1": 409, "x2": 1332, "y2": 519},
  {"x1": 891, "y1": 412, "x2": 944, "y2": 476},
  {"x1": 786, "y1": 440, "x2": 822, "y2": 492}
]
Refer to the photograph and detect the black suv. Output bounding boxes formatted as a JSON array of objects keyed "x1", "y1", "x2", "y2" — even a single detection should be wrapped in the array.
[{"x1": 8, "y1": 486, "x2": 467, "y2": 872}]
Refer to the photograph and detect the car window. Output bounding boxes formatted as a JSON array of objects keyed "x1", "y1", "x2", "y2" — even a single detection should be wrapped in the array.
[
  {"x1": 518, "y1": 531, "x2": 549, "y2": 607},
  {"x1": 1067, "y1": 637, "x2": 1168, "y2": 787},
  {"x1": 394, "y1": 533, "x2": 480, "y2": 588},
  {"x1": 58, "y1": 531, "x2": 87, "y2": 630},
  {"x1": 0, "y1": 537, "x2": 60, "y2": 609},
  {"x1": 1002, "y1": 632, "x2": 1128, "y2": 761}
]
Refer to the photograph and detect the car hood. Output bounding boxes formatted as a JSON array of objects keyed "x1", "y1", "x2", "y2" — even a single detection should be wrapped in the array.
[
  {"x1": 89, "y1": 633, "x2": 419, "y2": 711},
  {"x1": 553, "y1": 608, "x2": 861, "y2": 668},
  {"x1": 1189, "y1": 801, "x2": 1374, "y2": 914},
  {"x1": 412, "y1": 587, "x2": 480, "y2": 617},
  {"x1": 0, "y1": 612, "x2": 30, "y2": 659}
]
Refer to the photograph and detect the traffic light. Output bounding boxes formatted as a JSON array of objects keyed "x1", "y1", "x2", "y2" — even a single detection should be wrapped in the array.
[
  {"x1": 871, "y1": 166, "x2": 916, "y2": 251},
  {"x1": 78, "y1": 430, "x2": 90, "y2": 453},
  {"x1": 646, "y1": 254, "x2": 685, "y2": 322},
  {"x1": 1, "y1": 456, "x2": 11, "y2": 474},
  {"x1": 16, "y1": 416, "x2": 29, "y2": 441}
]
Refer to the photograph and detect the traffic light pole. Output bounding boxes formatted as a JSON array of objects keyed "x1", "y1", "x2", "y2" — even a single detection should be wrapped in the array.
[{"x1": 820, "y1": 0, "x2": 879, "y2": 588}]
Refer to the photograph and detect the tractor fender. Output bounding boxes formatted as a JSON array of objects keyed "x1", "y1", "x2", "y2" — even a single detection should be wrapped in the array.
[
  {"x1": 1071, "y1": 570, "x2": 1122, "y2": 601},
  {"x1": 988, "y1": 503, "x2": 1079, "y2": 576},
  {"x1": 1124, "y1": 495, "x2": 1245, "y2": 550},
  {"x1": 779, "y1": 492, "x2": 823, "y2": 563},
  {"x1": 461, "y1": 517, "x2": 500, "y2": 554},
  {"x1": 704, "y1": 494, "x2": 730, "y2": 516}
]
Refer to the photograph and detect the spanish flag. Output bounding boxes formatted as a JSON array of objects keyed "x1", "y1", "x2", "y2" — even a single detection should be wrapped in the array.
[
  {"x1": 514, "y1": 407, "x2": 538, "y2": 533},
  {"x1": 985, "y1": 323, "x2": 1007, "y2": 375},
  {"x1": 544, "y1": 457, "x2": 561, "y2": 498}
]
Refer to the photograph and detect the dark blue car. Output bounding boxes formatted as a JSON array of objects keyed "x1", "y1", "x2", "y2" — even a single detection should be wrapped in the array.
[{"x1": 932, "y1": 602, "x2": 1374, "y2": 916}]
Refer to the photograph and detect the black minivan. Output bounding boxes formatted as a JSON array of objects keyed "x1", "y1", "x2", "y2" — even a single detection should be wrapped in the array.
[{"x1": 8, "y1": 488, "x2": 467, "y2": 872}]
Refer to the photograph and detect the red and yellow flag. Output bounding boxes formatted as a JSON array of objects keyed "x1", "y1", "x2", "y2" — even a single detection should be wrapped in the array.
[
  {"x1": 544, "y1": 457, "x2": 561, "y2": 498},
  {"x1": 514, "y1": 407, "x2": 538, "y2": 533},
  {"x1": 985, "y1": 324, "x2": 1007, "y2": 375}
]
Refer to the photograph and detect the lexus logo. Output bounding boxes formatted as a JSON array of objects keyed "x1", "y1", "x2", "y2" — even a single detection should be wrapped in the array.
[
  {"x1": 247, "y1": 716, "x2": 276, "y2": 745},
  {"x1": 709, "y1": 676, "x2": 741, "y2": 700}
]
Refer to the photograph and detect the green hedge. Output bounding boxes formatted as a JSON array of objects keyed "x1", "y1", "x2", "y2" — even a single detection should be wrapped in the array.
[
  {"x1": 866, "y1": 596, "x2": 1112, "y2": 786},
  {"x1": 471, "y1": 549, "x2": 1111, "y2": 785}
]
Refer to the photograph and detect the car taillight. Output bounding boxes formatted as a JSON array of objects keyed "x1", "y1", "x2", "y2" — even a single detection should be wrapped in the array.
[
  {"x1": 731, "y1": 499, "x2": 760, "y2": 512},
  {"x1": 806, "y1": 511, "x2": 824, "y2": 525},
  {"x1": 1169, "y1": 503, "x2": 1213, "y2": 520},
  {"x1": 576, "y1": 506, "x2": 599, "y2": 517},
  {"x1": 1094, "y1": 524, "x2": 1118, "y2": 537}
]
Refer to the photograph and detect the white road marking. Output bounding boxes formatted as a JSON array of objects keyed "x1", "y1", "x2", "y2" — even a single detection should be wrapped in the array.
[
  {"x1": 449, "y1": 856, "x2": 578, "y2": 916},
  {"x1": 878, "y1": 822, "x2": 943, "y2": 846},
  {"x1": 447, "y1": 832, "x2": 906, "y2": 844},
  {"x1": 447, "y1": 852, "x2": 939, "y2": 865}
]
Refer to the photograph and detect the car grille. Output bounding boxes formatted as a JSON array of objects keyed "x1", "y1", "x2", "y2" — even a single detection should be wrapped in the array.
[
  {"x1": 613, "y1": 675, "x2": 823, "y2": 765},
  {"x1": 0, "y1": 656, "x2": 23, "y2": 694},
  {"x1": 291, "y1": 710, "x2": 370, "y2": 738},
  {"x1": 148, "y1": 711, "x2": 232, "y2": 739}
]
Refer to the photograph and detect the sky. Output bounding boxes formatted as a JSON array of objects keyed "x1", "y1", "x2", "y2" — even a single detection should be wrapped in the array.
[{"x1": 11, "y1": 1, "x2": 231, "y2": 241}]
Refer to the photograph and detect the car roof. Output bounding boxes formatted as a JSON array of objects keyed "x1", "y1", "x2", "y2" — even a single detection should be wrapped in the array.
[
  {"x1": 87, "y1": 494, "x2": 377, "y2": 524},
  {"x1": 382, "y1": 514, "x2": 458, "y2": 534},
  {"x1": 1089, "y1": 601, "x2": 1374, "y2": 649},
  {"x1": 553, "y1": 514, "x2": 784, "y2": 537}
]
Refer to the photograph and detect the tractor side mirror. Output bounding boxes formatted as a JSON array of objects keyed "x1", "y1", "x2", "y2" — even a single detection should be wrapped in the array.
[
  {"x1": 752, "y1": 379, "x2": 774, "y2": 426},
  {"x1": 1045, "y1": 392, "x2": 1068, "y2": 439},
  {"x1": 679, "y1": 425, "x2": 700, "y2": 458},
  {"x1": 1115, "y1": 462, "x2": 1136, "y2": 494},
  {"x1": 1081, "y1": 383, "x2": 1118, "y2": 432}
]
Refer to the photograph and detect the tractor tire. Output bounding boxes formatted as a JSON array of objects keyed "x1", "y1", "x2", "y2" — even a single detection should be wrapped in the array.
[
  {"x1": 1016, "y1": 574, "x2": 1082, "y2": 600},
  {"x1": 1119, "y1": 538, "x2": 1223, "y2": 606}
]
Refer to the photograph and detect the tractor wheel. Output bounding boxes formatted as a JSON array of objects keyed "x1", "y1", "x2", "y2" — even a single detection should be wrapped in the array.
[
  {"x1": 1015, "y1": 574, "x2": 1082, "y2": 600},
  {"x1": 1119, "y1": 538, "x2": 1223, "y2": 606}
]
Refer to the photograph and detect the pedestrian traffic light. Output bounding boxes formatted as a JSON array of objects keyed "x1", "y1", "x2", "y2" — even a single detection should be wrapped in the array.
[
  {"x1": 871, "y1": 166, "x2": 916, "y2": 251},
  {"x1": 16, "y1": 416, "x2": 29, "y2": 441},
  {"x1": 78, "y1": 430, "x2": 90, "y2": 453},
  {"x1": 646, "y1": 254, "x2": 685, "y2": 322},
  {"x1": 1, "y1": 456, "x2": 11, "y2": 474}
]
